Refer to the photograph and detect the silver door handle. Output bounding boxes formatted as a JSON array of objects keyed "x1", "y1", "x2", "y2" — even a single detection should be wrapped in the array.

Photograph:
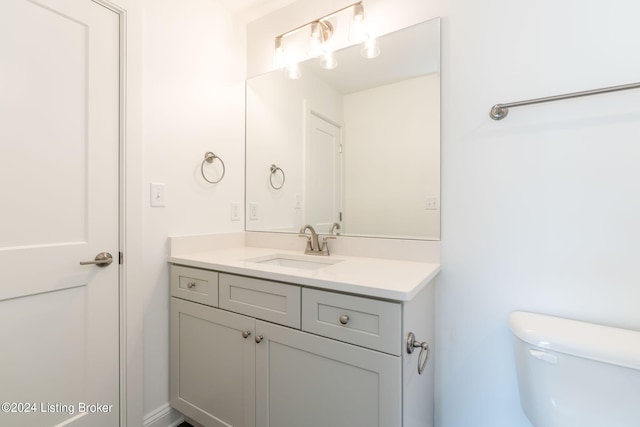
[{"x1": 80, "y1": 252, "x2": 113, "y2": 267}]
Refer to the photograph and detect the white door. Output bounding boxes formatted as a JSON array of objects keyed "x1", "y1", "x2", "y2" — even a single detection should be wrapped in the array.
[
  {"x1": 0, "y1": 0, "x2": 120, "y2": 426},
  {"x1": 305, "y1": 113, "x2": 341, "y2": 233}
]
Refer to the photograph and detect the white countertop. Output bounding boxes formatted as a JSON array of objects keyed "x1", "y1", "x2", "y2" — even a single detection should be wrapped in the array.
[{"x1": 168, "y1": 246, "x2": 440, "y2": 301}]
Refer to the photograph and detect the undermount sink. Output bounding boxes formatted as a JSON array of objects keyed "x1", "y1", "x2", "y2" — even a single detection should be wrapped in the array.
[{"x1": 245, "y1": 254, "x2": 343, "y2": 271}]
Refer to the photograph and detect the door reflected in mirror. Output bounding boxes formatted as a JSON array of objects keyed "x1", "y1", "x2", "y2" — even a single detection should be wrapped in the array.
[{"x1": 246, "y1": 17, "x2": 440, "y2": 240}]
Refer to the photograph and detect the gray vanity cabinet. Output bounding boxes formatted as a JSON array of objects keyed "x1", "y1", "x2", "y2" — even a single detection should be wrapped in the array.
[
  {"x1": 255, "y1": 320, "x2": 401, "y2": 427},
  {"x1": 170, "y1": 298, "x2": 256, "y2": 427},
  {"x1": 170, "y1": 264, "x2": 430, "y2": 427}
]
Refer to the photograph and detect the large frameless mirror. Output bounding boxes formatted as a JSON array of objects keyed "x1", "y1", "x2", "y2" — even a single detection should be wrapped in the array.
[{"x1": 245, "y1": 17, "x2": 440, "y2": 240}]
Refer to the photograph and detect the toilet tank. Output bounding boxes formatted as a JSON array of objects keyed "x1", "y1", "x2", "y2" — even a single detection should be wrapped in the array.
[{"x1": 509, "y1": 311, "x2": 640, "y2": 427}]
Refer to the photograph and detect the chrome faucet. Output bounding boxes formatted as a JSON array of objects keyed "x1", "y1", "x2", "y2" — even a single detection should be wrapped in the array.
[
  {"x1": 299, "y1": 224, "x2": 335, "y2": 256},
  {"x1": 299, "y1": 224, "x2": 320, "y2": 252},
  {"x1": 329, "y1": 222, "x2": 341, "y2": 235}
]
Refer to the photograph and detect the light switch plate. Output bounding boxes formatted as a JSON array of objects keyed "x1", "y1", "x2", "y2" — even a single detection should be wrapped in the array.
[{"x1": 150, "y1": 183, "x2": 165, "y2": 207}]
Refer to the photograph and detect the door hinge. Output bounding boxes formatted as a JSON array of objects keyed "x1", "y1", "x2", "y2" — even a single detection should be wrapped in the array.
[
  {"x1": 339, "y1": 212, "x2": 343, "y2": 221},
  {"x1": 339, "y1": 144, "x2": 343, "y2": 154},
  {"x1": 119, "y1": 252, "x2": 124, "y2": 265}
]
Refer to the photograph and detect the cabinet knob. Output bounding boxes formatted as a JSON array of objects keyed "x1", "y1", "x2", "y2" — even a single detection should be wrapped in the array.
[
  {"x1": 339, "y1": 314, "x2": 349, "y2": 325},
  {"x1": 255, "y1": 335, "x2": 264, "y2": 344},
  {"x1": 187, "y1": 282, "x2": 197, "y2": 289},
  {"x1": 242, "y1": 330, "x2": 251, "y2": 339}
]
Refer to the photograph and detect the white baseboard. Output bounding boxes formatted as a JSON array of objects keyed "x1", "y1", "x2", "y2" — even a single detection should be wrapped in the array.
[{"x1": 143, "y1": 403, "x2": 184, "y2": 427}]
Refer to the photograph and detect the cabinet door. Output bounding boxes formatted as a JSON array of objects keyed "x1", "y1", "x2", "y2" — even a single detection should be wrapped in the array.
[
  {"x1": 171, "y1": 298, "x2": 256, "y2": 427},
  {"x1": 255, "y1": 320, "x2": 401, "y2": 427}
]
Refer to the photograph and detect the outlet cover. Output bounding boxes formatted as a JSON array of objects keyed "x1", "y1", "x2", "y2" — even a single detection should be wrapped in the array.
[
  {"x1": 425, "y1": 197, "x2": 439, "y2": 210},
  {"x1": 231, "y1": 202, "x2": 241, "y2": 221},
  {"x1": 249, "y1": 202, "x2": 259, "y2": 220}
]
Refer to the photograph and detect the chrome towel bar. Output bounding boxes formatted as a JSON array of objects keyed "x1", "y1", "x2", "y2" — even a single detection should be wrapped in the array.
[{"x1": 490, "y1": 81, "x2": 640, "y2": 120}]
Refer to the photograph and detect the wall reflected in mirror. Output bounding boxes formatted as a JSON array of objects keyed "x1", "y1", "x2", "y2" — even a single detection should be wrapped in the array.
[{"x1": 246, "y1": 17, "x2": 440, "y2": 240}]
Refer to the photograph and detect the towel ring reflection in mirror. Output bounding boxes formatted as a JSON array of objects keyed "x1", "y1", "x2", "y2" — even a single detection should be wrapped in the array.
[
  {"x1": 201, "y1": 152, "x2": 225, "y2": 184},
  {"x1": 269, "y1": 164, "x2": 285, "y2": 190}
]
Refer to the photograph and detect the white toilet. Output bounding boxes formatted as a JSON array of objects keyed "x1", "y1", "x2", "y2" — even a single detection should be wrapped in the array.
[{"x1": 509, "y1": 311, "x2": 640, "y2": 427}]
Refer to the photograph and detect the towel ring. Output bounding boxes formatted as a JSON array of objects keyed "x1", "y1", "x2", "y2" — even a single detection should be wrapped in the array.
[
  {"x1": 269, "y1": 164, "x2": 285, "y2": 190},
  {"x1": 201, "y1": 152, "x2": 225, "y2": 184},
  {"x1": 407, "y1": 332, "x2": 430, "y2": 375}
]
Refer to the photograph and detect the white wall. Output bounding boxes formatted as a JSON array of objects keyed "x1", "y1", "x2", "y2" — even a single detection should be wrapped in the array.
[
  {"x1": 436, "y1": 1, "x2": 640, "y2": 426},
  {"x1": 141, "y1": 0, "x2": 246, "y2": 420},
  {"x1": 343, "y1": 74, "x2": 440, "y2": 239},
  {"x1": 247, "y1": 1, "x2": 640, "y2": 426}
]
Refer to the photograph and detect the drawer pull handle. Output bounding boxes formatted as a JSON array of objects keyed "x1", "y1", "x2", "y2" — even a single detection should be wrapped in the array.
[
  {"x1": 242, "y1": 330, "x2": 251, "y2": 339},
  {"x1": 187, "y1": 282, "x2": 197, "y2": 289},
  {"x1": 255, "y1": 335, "x2": 264, "y2": 344},
  {"x1": 406, "y1": 332, "x2": 431, "y2": 375},
  {"x1": 339, "y1": 314, "x2": 349, "y2": 325}
]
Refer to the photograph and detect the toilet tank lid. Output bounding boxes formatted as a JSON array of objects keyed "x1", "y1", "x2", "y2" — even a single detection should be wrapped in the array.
[{"x1": 509, "y1": 311, "x2": 640, "y2": 371}]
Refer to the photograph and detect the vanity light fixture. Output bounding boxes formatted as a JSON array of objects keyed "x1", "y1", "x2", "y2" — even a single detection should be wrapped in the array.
[
  {"x1": 309, "y1": 20, "x2": 333, "y2": 57},
  {"x1": 285, "y1": 62, "x2": 301, "y2": 79},
  {"x1": 360, "y1": 35, "x2": 380, "y2": 59},
  {"x1": 273, "y1": 1, "x2": 378, "y2": 78},
  {"x1": 273, "y1": 36, "x2": 285, "y2": 68},
  {"x1": 274, "y1": 34, "x2": 301, "y2": 79},
  {"x1": 349, "y1": 2, "x2": 367, "y2": 43},
  {"x1": 309, "y1": 21, "x2": 323, "y2": 57},
  {"x1": 320, "y1": 50, "x2": 338, "y2": 69}
]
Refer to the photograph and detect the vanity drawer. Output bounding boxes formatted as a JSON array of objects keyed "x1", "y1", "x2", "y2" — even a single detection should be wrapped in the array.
[
  {"x1": 170, "y1": 265, "x2": 219, "y2": 306},
  {"x1": 219, "y1": 274, "x2": 301, "y2": 328},
  {"x1": 302, "y1": 288, "x2": 401, "y2": 356}
]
